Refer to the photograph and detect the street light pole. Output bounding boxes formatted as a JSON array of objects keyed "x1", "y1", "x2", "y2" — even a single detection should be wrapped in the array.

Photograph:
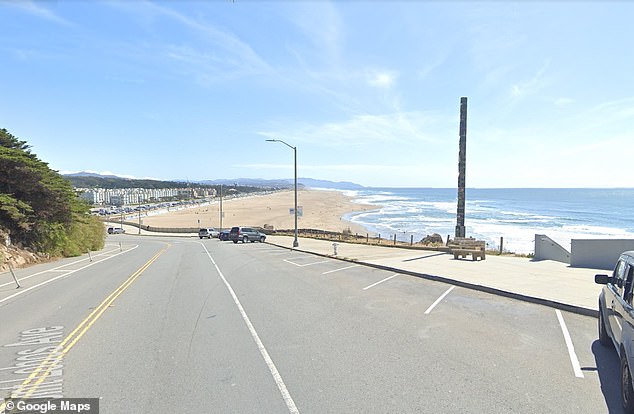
[
  {"x1": 266, "y1": 139, "x2": 299, "y2": 248},
  {"x1": 219, "y1": 184, "x2": 223, "y2": 231},
  {"x1": 293, "y1": 144, "x2": 298, "y2": 247}
]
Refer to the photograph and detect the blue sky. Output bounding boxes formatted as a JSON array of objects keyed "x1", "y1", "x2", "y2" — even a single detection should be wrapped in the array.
[{"x1": 1, "y1": 1, "x2": 633, "y2": 188}]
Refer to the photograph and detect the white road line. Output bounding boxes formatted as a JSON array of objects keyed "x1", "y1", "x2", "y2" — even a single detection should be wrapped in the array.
[
  {"x1": 283, "y1": 259, "x2": 330, "y2": 267},
  {"x1": 0, "y1": 247, "x2": 124, "y2": 288},
  {"x1": 322, "y1": 264, "x2": 360, "y2": 275},
  {"x1": 424, "y1": 286, "x2": 456, "y2": 315},
  {"x1": 363, "y1": 274, "x2": 398, "y2": 290},
  {"x1": 0, "y1": 246, "x2": 139, "y2": 305},
  {"x1": 555, "y1": 309, "x2": 584, "y2": 378},
  {"x1": 201, "y1": 243, "x2": 299, "y2": 414}
]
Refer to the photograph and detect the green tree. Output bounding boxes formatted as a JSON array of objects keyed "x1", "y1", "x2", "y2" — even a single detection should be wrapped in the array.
[{"x1": 0, "y1": 128, "x2": 105, "y2": 256}]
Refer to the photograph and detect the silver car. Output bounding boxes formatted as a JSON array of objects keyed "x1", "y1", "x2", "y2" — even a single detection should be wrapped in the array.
[{"x1": 198, "y1": 228, "x2": 219, "y2": 239}]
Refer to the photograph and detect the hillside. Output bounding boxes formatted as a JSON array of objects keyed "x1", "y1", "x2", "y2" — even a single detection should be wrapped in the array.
[
  {"x1": 65, "y1": 174, "x2": 206, "y2": 189},
  {"x1": 65, "y1": 173, "x2": 276, "y2": 195}
]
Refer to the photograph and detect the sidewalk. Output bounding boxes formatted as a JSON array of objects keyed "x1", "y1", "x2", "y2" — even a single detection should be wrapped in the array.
[{"x1": 265, "y1": 235, "x2": 604, "y2": 317}]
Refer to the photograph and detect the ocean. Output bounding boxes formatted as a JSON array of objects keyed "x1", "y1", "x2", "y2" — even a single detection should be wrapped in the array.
[{"x1": 339, "y1": 188, "x2": 634, "y2": 254}]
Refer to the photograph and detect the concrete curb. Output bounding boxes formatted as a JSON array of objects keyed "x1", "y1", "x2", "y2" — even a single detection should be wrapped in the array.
[{"x1": 266, "y1": 241, "x2": 598, "y2": 318}]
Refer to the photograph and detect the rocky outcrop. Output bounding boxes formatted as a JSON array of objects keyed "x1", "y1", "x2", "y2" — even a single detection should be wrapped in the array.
[
  {"x1": 0, "y1": 230, "x2": 46, "y2": 273},
  {"x1": 421, "y1": 233, "x2": 444, "y2": 245}
]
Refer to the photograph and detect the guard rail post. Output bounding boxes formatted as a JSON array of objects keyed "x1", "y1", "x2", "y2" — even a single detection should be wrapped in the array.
[{"x1": 8, "y1": 263, "x2": 20, "y2": 288}]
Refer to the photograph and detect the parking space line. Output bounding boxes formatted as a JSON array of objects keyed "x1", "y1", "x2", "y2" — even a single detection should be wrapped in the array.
[
  {"x1": 424, "y1": 286, "x2": 455, "y2": 315},
  {"x1": 322, "y1": 264, "x2": 360, "y2": 275},
  {"x1": 201, "y1": 243, "x2": 299, "y2": 414},
  {"x1": 283, "y1": 259, "x2": 331, "y2": 267},
  {"x1": 555, "y1": 310, "x2": 584, "y2": 378},
  {"x1": 362, "y1": 274, "x2": 399, "y2": 290}
]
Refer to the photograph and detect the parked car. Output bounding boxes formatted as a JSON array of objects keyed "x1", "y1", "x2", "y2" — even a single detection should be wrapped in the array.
[
  {"x1": 218, "y1": 230, "x2": 230, "y2": 241},
  {"x1": 199, "y1": 228, "x2": 219, "y2": 239},
  {"x1": 595, "y1": 251, "x2": 634, "y2": 413},
  {"x1": 107, "y1": 227, "x2": 125, "y2": 234},
  {"x1": 229, "y1": 226, "x2": 266, "y2": 243}
]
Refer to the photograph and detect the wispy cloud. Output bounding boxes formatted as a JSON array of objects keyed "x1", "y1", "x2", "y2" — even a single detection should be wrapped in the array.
[
  {"x1": 510, "y1": 61, "x2": 550, "y2": 98},
  {"x1": 366, "y1": 70, "x2": 397, "y2": 88},
  {"x1": 287, "y1": 2, "x2": 343, "y2": 68},
  {"x1": 418, "y1": 54, "x2": 447, "y2": 79},
  {"x1": 3, "y1": 0, "x2": 74, "y2": 27},
  {"x1": 590, "y1": 97, "x2": 634, "y2": 119},
  {"x1": 234, "y1": 163, "x2": 448, "y2": 175},
  {"x1": 109, "y1": 1, "x2": 270, "y2": 82},
  {"x1": 554, "y1": 97, "x2": 574, "y2": 106},
  {"x1": 258, "y1": 111, "x2": 444, "y2": 147}
]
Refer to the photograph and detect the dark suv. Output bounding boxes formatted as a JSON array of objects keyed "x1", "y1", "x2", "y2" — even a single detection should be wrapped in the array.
[
  {"x1": 229, "y1": 227, "x2": 266, "y2": 243},
  {"x1": 595, "y1": 251, "x2": 634, "y2": 413}
]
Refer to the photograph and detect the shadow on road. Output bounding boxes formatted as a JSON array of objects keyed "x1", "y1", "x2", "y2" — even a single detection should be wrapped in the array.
[
  {"x1": 592, "y1": 340, "x2": 624, "y2": 413},
  {"x1": 401, "y1": 253, "x2": 447, "y2": 262}
]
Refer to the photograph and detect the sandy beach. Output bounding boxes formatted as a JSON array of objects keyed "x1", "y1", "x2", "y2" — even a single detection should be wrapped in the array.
[{"x1": 141, "y1": 189, "x2": 376, "y2": 235}]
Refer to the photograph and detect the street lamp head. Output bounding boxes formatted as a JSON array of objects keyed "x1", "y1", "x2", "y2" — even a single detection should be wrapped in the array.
[{"x1": 266, "y1": 138, "x2": 295, "y2": 150}]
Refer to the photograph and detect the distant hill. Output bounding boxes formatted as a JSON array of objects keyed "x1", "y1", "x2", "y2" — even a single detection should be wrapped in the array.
[
  {"x1": 63, "y1": 172, "x2": 365, "y2": 190},
  {"x1": 298, "y1": 178, "x2": 364, "y2": 190},
  {"x1": 64, "y1": 174, "x2": 204, "y2": 190},
  {"x1": 64, "y1": 171, "x2": 123, "y2": 179},
  {"x1": 198, "y1": 178, "x2": 364, "y2": 190},
  {"x1": 197, "y1": 178, "x2": 295, "y2": 188}
]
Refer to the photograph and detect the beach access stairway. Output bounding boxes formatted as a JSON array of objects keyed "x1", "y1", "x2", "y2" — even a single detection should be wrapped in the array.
[{"x1": 448, "y1": 237, "x2": 486, "y2": 261}]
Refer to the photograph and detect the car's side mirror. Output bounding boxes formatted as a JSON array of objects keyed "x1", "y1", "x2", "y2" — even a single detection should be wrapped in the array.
[{"x1": 595, "y1": 274, "x2": 611, "y2": 285}]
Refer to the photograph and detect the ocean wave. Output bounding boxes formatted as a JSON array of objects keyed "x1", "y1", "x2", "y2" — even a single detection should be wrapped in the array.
[
  {"x1": 340, "y1": 187, "x2": 634, "y2": 254},
  {"x1": 355, "y1": 195, "x2": 411, "y2": 204}
]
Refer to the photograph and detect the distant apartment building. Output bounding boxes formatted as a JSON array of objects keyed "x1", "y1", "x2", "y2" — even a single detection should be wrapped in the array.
[{"x1": 77, "y1": 187, "x2": 216, "y2": 206}]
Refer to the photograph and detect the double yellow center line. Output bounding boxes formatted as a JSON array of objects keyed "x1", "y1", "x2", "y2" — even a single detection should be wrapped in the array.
[{"x1": 2, "y1": 246, "x2": 168, "y2": 405}]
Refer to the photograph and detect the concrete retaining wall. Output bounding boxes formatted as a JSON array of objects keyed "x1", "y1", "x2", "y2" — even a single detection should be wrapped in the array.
[
  {"x1": 534, "y1": 234, "x2": 570, "y2": 264},
  {"x1": 570, "y1": 239, "x2": 634, "y2": 270},
  {"x1": 122, "y1": 221, "x2": 197, "y2": 233}
]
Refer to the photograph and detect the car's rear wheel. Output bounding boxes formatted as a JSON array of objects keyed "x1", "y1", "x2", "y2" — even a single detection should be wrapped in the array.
[
  {"x1": 622, "y1": 352, "x2": 634, "y2": 413},
  {"x1": 599, "y1": 307, "x2": 611, "y2": 347},
  {"x1": 243, "y1": 236, "x2": 248, "y2": 243}
]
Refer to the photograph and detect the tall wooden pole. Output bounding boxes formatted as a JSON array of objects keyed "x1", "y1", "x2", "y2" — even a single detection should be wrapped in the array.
[{"x1": 455, "y1": 97, "x2": 467, "y2": 238}]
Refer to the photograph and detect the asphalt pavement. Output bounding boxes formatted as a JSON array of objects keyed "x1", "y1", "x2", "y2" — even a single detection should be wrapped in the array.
[
  {"x1": 0, "y1": 235, "x2": 620, "y2": 413},
  {"x1": 264, "y1": 235, "x2": 606, "y2": 316}
]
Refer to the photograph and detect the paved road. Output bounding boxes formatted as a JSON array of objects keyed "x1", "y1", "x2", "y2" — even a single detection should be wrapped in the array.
[{"x1": 0, "y1": 235, "x2": 623, "y2": 413}]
